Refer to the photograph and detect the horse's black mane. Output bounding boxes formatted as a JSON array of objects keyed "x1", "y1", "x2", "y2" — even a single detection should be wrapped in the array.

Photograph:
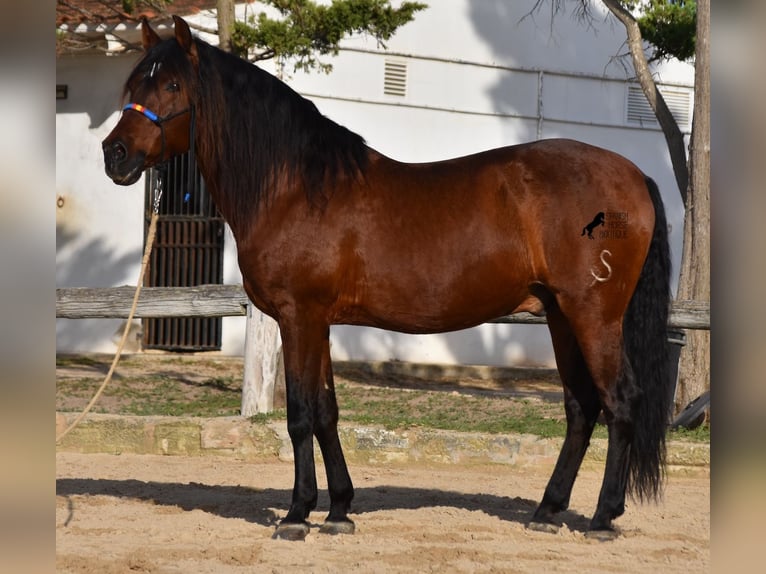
[{"x1": 132, "y1": 35, "x2": 369, "y2": 230}]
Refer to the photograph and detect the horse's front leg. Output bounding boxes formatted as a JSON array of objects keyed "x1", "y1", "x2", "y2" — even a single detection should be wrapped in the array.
[
  {"x1": 314, "y1": 340, "x2": 355, "y2": 535},
  {"x1": 274, "y1": 316, "x2": 354, "y2": 540},
  {"x1": 273, "y1": 318, "x2": 320, "y2": 540}
]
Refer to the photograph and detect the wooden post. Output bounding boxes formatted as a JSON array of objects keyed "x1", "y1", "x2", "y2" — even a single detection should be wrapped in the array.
[{"x1": 241, "y1": 304, "x2": 284, "y2": 416}]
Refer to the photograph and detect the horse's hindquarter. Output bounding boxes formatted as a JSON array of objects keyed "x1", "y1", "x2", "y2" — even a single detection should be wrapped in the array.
[{"x1": 507, "y1": 140, "x2": 656, "y2": 322}]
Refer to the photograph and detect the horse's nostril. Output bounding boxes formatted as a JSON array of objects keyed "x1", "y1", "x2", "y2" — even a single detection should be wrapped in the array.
[
  {"x1": 112, "y1": 141, "x2": 127, "y2": 162},
  {"x1": 104, "y1": 140, "x2": 128, "y2": 165}
]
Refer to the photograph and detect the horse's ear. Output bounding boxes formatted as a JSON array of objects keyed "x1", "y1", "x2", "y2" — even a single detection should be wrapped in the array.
[
  {"x1": 172, "y1": 15, "x2": 199, "y2": 65},
  {"x1": 141, "y1": 17, "x2": 162, "y2": 50}
]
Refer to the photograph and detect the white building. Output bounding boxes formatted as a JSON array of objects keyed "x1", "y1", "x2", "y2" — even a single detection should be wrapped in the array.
[{"x1": 56, "y1": 0, "x2": 694, "y2": 367}]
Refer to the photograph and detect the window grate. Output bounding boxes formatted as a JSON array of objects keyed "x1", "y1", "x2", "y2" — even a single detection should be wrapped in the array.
[
  {"x1": 383, "y1": 59, "x2": 408, "y2": 97},
  {"x1": 143, "y1": 152, "x2": 224, "y2": 351}
]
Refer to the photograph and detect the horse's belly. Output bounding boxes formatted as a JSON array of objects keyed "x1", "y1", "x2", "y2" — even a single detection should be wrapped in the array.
[{"x1": 336, "y1": 266, "x2": 532, "y2": 334}]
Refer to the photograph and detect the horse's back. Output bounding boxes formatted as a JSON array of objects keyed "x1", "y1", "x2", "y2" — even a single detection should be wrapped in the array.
[{"x1": 320, "y1": 139, "x2": 655, "y2": 332}]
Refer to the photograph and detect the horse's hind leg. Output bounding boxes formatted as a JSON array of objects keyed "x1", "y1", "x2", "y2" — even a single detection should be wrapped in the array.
[
  {"x1": 586, "y1": 341, "x2": 639, "y2": 540},
  {"x1": 564, "y1": 311, "x2": 638, "y2": 540},
  {"x1": 529, "y1": 308, "x2": 601, "y2": 532}
]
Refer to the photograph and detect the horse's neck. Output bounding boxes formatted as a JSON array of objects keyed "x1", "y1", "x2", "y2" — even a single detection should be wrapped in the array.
[
  {"x1": 193, "y1": 150, "x2": 280, "y2": 244},
  {"x1": 193, "y1": 154, "x2": 240, "y2": 233}
]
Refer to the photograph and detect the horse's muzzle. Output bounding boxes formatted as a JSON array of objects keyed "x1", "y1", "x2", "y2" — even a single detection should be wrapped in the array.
[{"x1": 103, "y1": 139, "x2": 145, "y2": 186}]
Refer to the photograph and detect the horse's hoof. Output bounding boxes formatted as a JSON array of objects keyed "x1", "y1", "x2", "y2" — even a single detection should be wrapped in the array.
[
  {"x1": 527, "y1": 521, "x2": 560, "y2": 534},
  {"x1": 274, "y1": 522, "x2": 310, "y2": 541},
  {"x1": 585, "y1": 528, "x2": 618, "y2": 542},
  {"x1": 319, "y1": 520, "x2": 355, "y2": 535}
]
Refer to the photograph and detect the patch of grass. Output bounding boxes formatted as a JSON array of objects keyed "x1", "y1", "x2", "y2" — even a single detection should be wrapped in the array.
[
  {"x1": 56, "y1": 356, "x2": 709, "y2": 443},
  {"x1": 56, "y1": 355, "x2": 103, "y2": 368},
  {"x1": 668, "y1": 424, "x2": 710, "y2": 442},
  {"x1": 124, "y1": 376, "x2": 242, "y2": 417},
  {"x1": 335, "y1": 383, "x2": 569, "y2": 438},
  {"x1": 125, "y1": 390, "x2": 241, "y2": 416},
  {"x1": 57, "y1": 375, "x2": 243, "y2": 418},
  {"x1": 57, "y1": 378, "x2": 102, "y2": 395},
  {"x1": 332, "y1": 384, "x2": 704, "y2": 443},
  {"x1": 249, "y1": 410, "x2": 287, "y2": 424}
]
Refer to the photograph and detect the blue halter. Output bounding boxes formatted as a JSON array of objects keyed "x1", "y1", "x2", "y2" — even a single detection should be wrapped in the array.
[
  {"x1": 123, "y1": 102, "x2": 161, "y2": 123},
  {"x1": 122, "y1": 102, "x2": 195, "y2": 165},
  {"x1": 122, "y1": 101, "x2": 196, "y2": 206}
]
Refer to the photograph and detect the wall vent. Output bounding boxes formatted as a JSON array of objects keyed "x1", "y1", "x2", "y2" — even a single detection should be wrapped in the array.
[
  {"x1": 627, "y1": 85, "x2": 692, "y2": 130},
  {"x1": 383, "y1": 59, "x2": 407, "y2": 97}
]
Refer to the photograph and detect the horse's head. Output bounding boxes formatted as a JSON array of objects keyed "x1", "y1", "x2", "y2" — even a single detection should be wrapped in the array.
[{"x1": 103, "y1": 16, "x2": 198, "y2": 185}]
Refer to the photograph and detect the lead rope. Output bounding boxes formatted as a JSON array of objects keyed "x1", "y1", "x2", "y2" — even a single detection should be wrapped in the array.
[{"x1": 56, "y1": 171, "x2": 165, "y2": 444}]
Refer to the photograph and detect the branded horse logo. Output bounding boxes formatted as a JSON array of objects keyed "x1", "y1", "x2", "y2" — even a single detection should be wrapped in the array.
[{"x1": 581, "y1": 212, "x2": 605, "y2": 239}]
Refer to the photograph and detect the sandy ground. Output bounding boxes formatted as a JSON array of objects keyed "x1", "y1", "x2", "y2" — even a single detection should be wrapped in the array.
[{"x1": 56, "y1": 452, "x2": 709, "y2": 573}]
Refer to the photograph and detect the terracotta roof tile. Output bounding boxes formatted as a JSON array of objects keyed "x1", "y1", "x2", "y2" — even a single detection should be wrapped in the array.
[{"x1": 56, "y1": 0, "x2": 218, "y2": 27}]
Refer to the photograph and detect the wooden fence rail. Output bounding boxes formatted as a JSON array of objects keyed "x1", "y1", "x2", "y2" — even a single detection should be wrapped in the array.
[
  {"x1": 56, "y1": 285, "x2": 710, "y2": 330},
  {"x1": 56, "y1": 285, "x2": 709, "y2": 414}
]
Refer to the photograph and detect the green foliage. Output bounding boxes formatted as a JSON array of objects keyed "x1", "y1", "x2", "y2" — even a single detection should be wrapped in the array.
[
  {"x1": 232, "y1": 0, "x2": 428, "y2": 73},
  {"x1": 628, "y1": 0, "x2": 697, "y2": 62}
]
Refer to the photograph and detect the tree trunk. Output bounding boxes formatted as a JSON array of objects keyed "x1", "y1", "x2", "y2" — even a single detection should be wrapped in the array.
[
  {"x1": 216, "y1": 0, "x2": 236, "y2": 53},
  {"x1": 600, "y1": 0, "x2": 709, "y2": 414},
  {"x1": 601, "y1": 0, "x2": 689, "y2": 202},
  {"x1": 675, "y1": 0, "x2": 710, "y2": 414}
]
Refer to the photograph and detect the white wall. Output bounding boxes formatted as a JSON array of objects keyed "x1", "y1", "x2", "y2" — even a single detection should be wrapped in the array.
[
  {"x1": 56, "y1": 54, "x2": 143, "y2": 352},
  {"x1": 56, "y1": 0, "x2": 694, "y2": 366}
]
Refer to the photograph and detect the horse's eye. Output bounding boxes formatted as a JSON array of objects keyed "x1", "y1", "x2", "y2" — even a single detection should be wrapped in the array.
[{"x1": 167, "y1": 81, "x2": 180, "y2": 93}]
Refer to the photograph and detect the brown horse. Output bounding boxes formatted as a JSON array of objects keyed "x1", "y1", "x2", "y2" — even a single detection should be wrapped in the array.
[{"x1": 103, "y1": 16, "x2": 672, "y2": 541}]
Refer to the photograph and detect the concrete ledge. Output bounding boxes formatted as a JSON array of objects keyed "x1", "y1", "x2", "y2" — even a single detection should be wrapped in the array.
[{"x1": 56, "y1": 412, "x2": 709, "y2": 471}]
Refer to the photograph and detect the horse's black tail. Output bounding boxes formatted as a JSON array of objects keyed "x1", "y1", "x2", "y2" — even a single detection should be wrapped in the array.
[{"x1": 623, "y1": 176, "x2": 673, "y2": 501}]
